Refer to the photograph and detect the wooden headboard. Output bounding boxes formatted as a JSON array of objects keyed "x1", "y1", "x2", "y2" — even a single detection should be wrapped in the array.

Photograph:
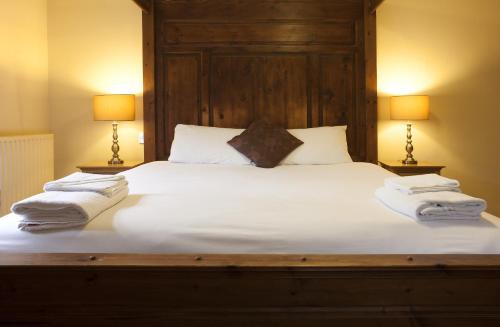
[{"x1": 140, "y1": 0, "x2": 378, "y2": 163}]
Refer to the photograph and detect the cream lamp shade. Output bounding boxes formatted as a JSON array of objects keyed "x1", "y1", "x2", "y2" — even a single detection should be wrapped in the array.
[
  {"x1": 93, "y1": 94, "x2": 135, "y2": 121},
  {"x1": 390, "y1": 95, "x2": 430, "y2": 121},
  {"x1": 93, "y1": 94, "x2": 135, "y2": 165},
  {"x1": 390, "y1": 95, "x2": 430, "y2": 165}
]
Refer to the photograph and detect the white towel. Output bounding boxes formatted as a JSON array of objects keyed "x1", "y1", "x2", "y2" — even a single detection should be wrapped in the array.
[
  {"x1": 375, "y1": 187, "x2": 486, "y2": 221},
  {"x1": 384, "y1": 174, "x2": 460, "y2": 195},
  {"x1": 44, "y1": 172, "x2": 128, "y2": 197},
  {"x1": 11, "y1": 187, "x2": 129, "y2": 231}
]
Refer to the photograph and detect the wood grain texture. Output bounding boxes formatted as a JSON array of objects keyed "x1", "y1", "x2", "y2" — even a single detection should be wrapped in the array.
[
  {"x1": 142, "y1": 8, "x2": 156, "y2": 162},
  {"x1": 157, "y1": 0, "x2": 364, "y2": 21},
  {"x1": 364, "y1": 0, "x2": 378, "y2": 162},
  {"x1": 2, "y1": 254, "x2": 500, "y2": 326},
  {"x1": 211, "y1": 54, "x2": 309, "y2": 128},
  {"x1": 2, "y1": 253, "x2": 500, "y2": 267},
  {"x1": 159, "y1": 54, "x2": 202, "y2": 159},
  {"x1": 144, "y1": 0, "x2": 377, "y2": 161},
  {"x1": 163, "y1": 22, "x2": 355, "y2": 45}
]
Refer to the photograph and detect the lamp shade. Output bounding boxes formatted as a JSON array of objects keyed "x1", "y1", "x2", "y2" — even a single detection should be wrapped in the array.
[
  {"x1": 93, "y1": 94, "x2": 135, "y2": 121},
  {"x1": 390, "y1": 95, "x2": 430, "y2": 121}
]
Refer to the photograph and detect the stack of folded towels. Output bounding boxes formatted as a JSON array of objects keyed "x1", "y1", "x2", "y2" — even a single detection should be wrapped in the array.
[
  {"x1": 375, "y1": 174, "x2": 487, "y2": 221},
  {"x1": 11, "y1": 172, "x2": 129, "y2": 231}
]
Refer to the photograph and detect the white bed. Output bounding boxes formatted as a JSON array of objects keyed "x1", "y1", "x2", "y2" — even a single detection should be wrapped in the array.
[{"x1": 0, "y1": 161, "x2": 499, "y2": 254}]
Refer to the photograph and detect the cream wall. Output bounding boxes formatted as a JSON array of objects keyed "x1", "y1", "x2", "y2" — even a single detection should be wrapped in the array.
[
  {"x1": 47, "y1": 0, "x2": 143, "y2": 177},
  {"x1": 0, "y1": 0, "x2": 50, "y2": 135},
  {"x1": 377, "y1": 0, "x2": 500, "y2": 215}
]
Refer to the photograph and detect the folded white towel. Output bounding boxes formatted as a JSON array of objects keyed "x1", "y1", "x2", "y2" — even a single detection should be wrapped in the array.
[
  {"x1": 11, "y1": 187, "x2": 129, "y2": 231},
  {"x1": 375, "y1": 187, "x2": 486, "y2": 221},
  {"x1": 44, "y1": 172, "x2": 128, "y2": 197},
  {"x1": 384, "y1": 174, "x2": 460, "y2": 195}
]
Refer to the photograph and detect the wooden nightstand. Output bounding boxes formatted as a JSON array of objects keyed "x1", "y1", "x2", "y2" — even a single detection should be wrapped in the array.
[
  {"x1": 77, "y1": 161, "x2": 143, "y2": 175},
  {"x1": 378, "y1": 160, "x2": 445, "y2": 176}
]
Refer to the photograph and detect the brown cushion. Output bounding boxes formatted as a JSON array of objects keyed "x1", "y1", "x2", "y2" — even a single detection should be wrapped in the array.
[{"x1": 227, "y1": 120, "x2": 304, "y2": 168}]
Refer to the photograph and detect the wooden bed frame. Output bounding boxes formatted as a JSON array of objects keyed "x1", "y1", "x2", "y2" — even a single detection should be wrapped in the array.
[
  {"x1": 2, "y1": 254, "x2": 500, "y2": 326},
  {"x1": 2, "y1": 1, "x2": 500, "y2": 326}
]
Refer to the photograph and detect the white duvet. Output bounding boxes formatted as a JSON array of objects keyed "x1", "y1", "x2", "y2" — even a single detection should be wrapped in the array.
[{"x1": 0, "y1": 161, "x2": 499, "y2": 254}]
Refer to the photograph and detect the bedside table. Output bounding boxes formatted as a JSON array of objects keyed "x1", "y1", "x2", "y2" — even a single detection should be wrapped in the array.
[
  {"x1": 378, "y1": 160, "x2": 445, "y2": 176},
  {"x1": 77, "y1": 161, "x2": 143, "y2": 175}
]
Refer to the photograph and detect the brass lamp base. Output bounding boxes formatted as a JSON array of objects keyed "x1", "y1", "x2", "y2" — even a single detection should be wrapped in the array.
[
  {"x1": 108, "y1": 158, "x2": 124, "y2": 165},
  {"x1": 108, "y1": 122, "x2": 124, "y2": 165},
  {"x1": 402, "y1": 123, "x2": 418, "y2": 165},
  {"x1": 402, "y1": 158, "x2": 418, "y2": 165}
]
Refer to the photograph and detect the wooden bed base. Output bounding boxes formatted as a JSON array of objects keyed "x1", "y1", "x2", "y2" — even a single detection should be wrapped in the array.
[{"x1": 2, "y1": 254, "x2": 500, "y2": 326}]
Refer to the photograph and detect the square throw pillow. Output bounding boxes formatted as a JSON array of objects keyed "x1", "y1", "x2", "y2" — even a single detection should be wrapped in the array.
[{"x1": 227, "y1": 120, "x2": 304, "y2": 168}]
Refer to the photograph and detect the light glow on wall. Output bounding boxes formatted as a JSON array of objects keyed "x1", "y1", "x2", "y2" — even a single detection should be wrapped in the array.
[
  {"x1": 377, "y1": 53, "x2": 438, "y2": 96},
  {"x1": 78, "y1": 58, "x2": 143, "y2": 96}
]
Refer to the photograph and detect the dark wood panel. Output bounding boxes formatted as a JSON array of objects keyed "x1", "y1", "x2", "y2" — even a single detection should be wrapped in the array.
[
  {"x1": 211, "y1": 56, "x2": 255, "y2": 128},
  {"x1": 164, "y1": 45, "x2": 360, "y2": 53},
  {"x1": 319, "y1": 54, "x2": 357, "y2": 156},
  {"x1": 319, "y1": 54, "x2": 354, "y2": 126},
  {"x1": 160, "y1": 54, "x2": 201, "y2": 159},
  {"x1": 142, "y1": 9, "x2": 156, "y2": 162},
  {"x1": 2, "y1": 254, "x2": 500, "y2": 326},
  {"x1": 157, "y1": 0, "x2": 364, "y2": 21},
  {"x1": 163, "y1": 22, "x2": 355, "y2": 45},
  {"x1": 364, "y1": 0, "x2": 378, "y2": 162},
  {"x1": 4, "y1": 269, "x2": 500, "y2": 308},
  {"x1": 211, "y1": 54, "x2": 308, "y2": 128},
  {"x1": 255, "y1": 55, "x2": 308, "y2": 128}
]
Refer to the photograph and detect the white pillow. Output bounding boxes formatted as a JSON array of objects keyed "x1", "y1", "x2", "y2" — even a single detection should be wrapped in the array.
[
  {"x1": 168, "y1": 124, "x2": 251, "y2": 165},
  {"x1": 281, "y1": 126, "x2": 352, "y2": 165}
]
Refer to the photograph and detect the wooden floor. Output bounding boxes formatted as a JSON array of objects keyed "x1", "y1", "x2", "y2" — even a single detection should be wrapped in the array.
[{"x1": 1, "y1": 254, "x2": 500, "y2": 326}]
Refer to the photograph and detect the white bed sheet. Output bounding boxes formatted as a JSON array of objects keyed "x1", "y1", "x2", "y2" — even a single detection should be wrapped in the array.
[{"x1": 0, "y1": 161, "x2": 499, "y2": 254}]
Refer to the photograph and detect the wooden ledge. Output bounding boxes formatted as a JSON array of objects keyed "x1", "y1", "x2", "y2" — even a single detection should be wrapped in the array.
[{"x1": 1, "y1": 253, "x2": 500, "y2": 269}]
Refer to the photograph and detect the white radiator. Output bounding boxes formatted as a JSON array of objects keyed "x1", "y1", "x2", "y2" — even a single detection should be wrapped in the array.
[{"x1": 0, "y1": 134, "x2": 54, "y2": 216}]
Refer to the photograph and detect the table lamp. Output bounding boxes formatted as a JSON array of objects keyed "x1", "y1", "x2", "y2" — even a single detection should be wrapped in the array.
[
  {"x1": 93, "y1": 94, "x2": 135, "y2": 165},
  {"x1": 390, "y1": 95, "x2": 430, "y2": 165}
]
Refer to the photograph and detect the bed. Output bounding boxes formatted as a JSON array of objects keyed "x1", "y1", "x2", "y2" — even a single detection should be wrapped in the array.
[
  {"x1": 3, "y1": 166, "x2": 500, "y2": 327},
  {"x1": 1, "y1": 161, "x2": 500, "y2": 254},
  {"x1": 2, "y1": 0, "x2": 500, "y2": 326}
]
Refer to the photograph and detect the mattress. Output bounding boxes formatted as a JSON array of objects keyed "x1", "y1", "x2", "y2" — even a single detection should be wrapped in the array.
[{"x1": 0, "y1": 161, "x2": 499, "y2": 254}]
